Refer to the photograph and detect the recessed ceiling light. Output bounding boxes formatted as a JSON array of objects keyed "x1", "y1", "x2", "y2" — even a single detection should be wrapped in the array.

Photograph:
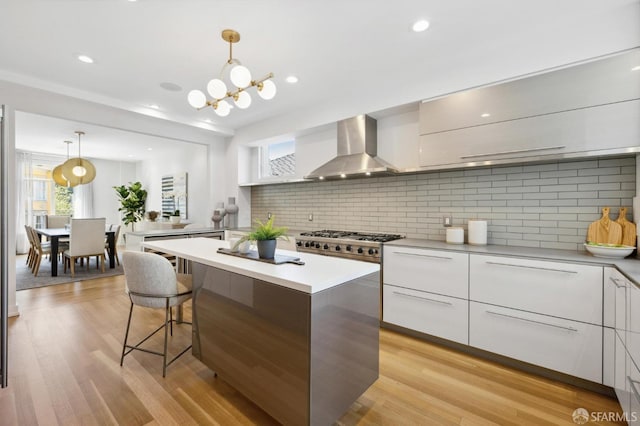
[
  {"x1": 77, "y1": 55, "x2": 94, "y2": 64},
  {"x1": 148, "y1": 104, "x2": 159, "y2": 109},
  {"x1": 160, "y1": 82, "x2": 182, "y2": 91},
  {"x1": 285, "y1": 75, "x2": 299, "y2": 84},
  {"x1": 147, "y1": 148, "x2": 153, "y2": 151},
  {"x1": 481, "y1": 112, "x2": 491, "y2": 118},
  {"x1": 632, "y1": 66, "x2": 640, "y2": 71},
  {"x1": 365, "y1": 172, "x2": 371, "y2": 176},
  {"x1": 412, "y1": 19, "x2": 430, "y2": 32},
  {"x1": 205, "y1": 119, "x2": 212, "y2": 123},
  {"x1": 340, "y1": 174, "x2": 346, "y2": 178},
  {"x1": 127, "y1": 154, "x2": 134, "y2": 158},
  {"x1": 319, "y1": 176, "x2": 324, "y2": 180}
]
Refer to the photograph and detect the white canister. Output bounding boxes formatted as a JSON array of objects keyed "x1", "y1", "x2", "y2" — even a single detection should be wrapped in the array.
[
  {"x1": 468, "y1": 220, "x2": 488, "y2": 245},
  {"x1": 446, "y1": 227, "x2": 464, "y2": 244}
]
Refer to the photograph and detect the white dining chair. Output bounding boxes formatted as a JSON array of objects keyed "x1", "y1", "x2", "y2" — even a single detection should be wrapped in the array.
[
  {"x1": 46, "y1": 215, "x2": 71, "y2": 228},
  {"x1": 120, "y1": 251, "x2": 193, "y2": 377},
  {"x1": 63, "y1": 218, "x2": 107, "y2": 277}
]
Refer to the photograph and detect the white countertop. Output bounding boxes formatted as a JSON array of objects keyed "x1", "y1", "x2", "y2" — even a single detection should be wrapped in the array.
[
  {"x1": 386, "y1": 238, "x2": 640, "y2": 285},
  {"x1": 141, "y1": 238, "x2": 379, "y2": 294}
]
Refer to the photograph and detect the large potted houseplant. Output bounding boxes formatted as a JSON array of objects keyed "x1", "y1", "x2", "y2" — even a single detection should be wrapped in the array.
[
  {"x1": 114, "y1": 181, "x2": 147, "y2": 231},
  {"x1": 236, "y1": 216, "x2": 288, "y2": 259}
]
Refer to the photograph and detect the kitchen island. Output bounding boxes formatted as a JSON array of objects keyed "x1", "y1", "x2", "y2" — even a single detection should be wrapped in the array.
[{"x1": 140, "y1": 238, "x2": 380, "y2": 426}]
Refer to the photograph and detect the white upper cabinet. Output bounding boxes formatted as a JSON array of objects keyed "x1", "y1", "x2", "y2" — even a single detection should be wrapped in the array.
[{"x1": 419, "y1": 49, "x2": 640, "y2": 168}]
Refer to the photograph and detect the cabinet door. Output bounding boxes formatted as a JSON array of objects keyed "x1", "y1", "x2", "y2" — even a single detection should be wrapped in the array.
[
  {"x1": 470, "y1": 255, "x2": 602, "y2": 325},
  {"x1": 604, "y1": 267, "x2": 617, "y2": 329},
  {"x1": 384, "y1": 246, "x2": 468, "y2": 299},
  {"x1": 470, "y1": 302, "x2": 602, "y2": 383},
  {"x1": 604, "y1": 327, "x2": 615, "y2": 387},
  {"x1": 383, "y1": 285, "x2": 468, "y2": 345},
  {"x1": 615, "y1": 333, "x2": 631, "y2": 417},
  {"x1": 629, "y1": 283, "x2": 640, "y2": 369}
]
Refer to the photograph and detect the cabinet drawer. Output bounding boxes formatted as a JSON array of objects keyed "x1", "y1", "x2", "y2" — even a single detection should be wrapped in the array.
[
  {"x1": 383, "y1": 285, "x2": 468, "y2": 345},
  {"x1": 470, "y1": 302, "x2": 602, "y2": 383},
  {"x1": 628, "y1": 282, "x2": 640, "y2": 368},
  {"x1": 615, "y1": 333, "x2": 631, "y2": 414},
  {"x1": 470, "y1": 254, "x2": 602, "y2": 325},
  {"x1": 384, "y1": 246, "x2": 468, "y2": 299}
]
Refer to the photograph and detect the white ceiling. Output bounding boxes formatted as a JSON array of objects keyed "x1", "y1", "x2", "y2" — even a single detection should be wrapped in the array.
[{"x1": 3, "y1": 0, "x2": 639, "y2": 158}]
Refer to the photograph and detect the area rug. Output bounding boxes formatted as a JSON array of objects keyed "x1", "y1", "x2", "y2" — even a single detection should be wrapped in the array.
[{"x1": 16, "y1": 255, "x2": 124, "y2": 290}]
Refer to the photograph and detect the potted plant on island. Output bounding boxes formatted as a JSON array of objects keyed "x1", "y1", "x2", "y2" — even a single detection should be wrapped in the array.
[
  {"x1": 235, "y1": 216, "x2": 288, "y2": 259},
  {"x1": 170, "y1": 209, "x2": 181, "y2": 224},
  {"x1": 114, "y1": 181, "x2": 147, "y2": 232}
]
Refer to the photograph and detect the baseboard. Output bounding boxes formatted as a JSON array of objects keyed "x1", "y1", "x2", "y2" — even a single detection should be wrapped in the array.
[{"x1": 380, "y1": 322, "x2": 615, "y2": 397}]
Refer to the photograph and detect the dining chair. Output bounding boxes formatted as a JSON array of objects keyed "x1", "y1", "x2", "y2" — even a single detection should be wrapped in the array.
[
  {"x1": 27, "y1": 226, "x2": 56, "y2": 277},
  {"x1": 120, "y1": 251, "x2": 193, "y2": 377},
  {"x1": 63, "y1": 218, "x2": 107, "y2": 277},
  {"x1": 105, "y1": 224, "x2": 122, "y2": 266},
  {"x1": 46, "y1": 215, "x2": 71, "y2": 228},
  {"x1": 24, "y1": 225, "x2": 36, "y2": 268}
]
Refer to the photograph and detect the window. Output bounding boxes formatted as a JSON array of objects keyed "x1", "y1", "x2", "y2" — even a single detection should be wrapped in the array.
[
  {"x1": 260, "y1": 140, "x2": 295, "y2": 178},
  {"x1": 33, "y1": 180, "x2": 47, "y2": 201}
]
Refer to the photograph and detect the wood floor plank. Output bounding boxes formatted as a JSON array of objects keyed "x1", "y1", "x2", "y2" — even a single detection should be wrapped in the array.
[{"x1": 0, "y1": 275, "x2": 625, "y2": 425}]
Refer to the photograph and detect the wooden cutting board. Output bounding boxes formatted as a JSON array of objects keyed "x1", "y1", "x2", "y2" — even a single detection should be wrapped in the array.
[
  {"x1": 587, "y1": 207, "x2": 623, "y2": 244},
  {"x1": 616, "y1": 207, "x2": 637, "y2": 247}
]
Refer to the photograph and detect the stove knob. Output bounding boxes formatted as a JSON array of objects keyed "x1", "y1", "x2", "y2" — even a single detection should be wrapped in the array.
[
  {"x1": 323, "y1": 244, "x2": 329, "y2": 250},
  {"x1": 297, "y1": 241, "x2": 302, "y2": 247},
  {"x1": 346, "y1": 245, "x2": 352, "y2": 251},
  {"x1": 315, "y1": 243, "x2": 321, "y2": 249},
  {"x1": 304, "y1": 241, "x2": 310, "y2": 247},
  {"x1": 335, "y1": 245, "x2": 341, "y2": 251},
  {"x1": 368, "y1": 248, "x2": 375, "y2": 255},
  {"x1": 357, "y1": 247, "x2": 363, "y2": 254}
]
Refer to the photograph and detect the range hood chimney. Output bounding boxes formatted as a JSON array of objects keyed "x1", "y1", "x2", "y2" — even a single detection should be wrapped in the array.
[{"x1": 304, "y1": 115, "x2": 399, "y2": 180}]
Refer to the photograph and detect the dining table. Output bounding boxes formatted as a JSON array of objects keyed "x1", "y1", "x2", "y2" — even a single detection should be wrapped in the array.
[{"x1": 34, "y1": 227, "x2": 116, "y2": 277}]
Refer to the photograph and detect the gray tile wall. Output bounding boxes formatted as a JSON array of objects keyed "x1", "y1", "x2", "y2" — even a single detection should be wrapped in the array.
[{"x1": 251, "y1": 157, "x2": 636, "y2": 251}]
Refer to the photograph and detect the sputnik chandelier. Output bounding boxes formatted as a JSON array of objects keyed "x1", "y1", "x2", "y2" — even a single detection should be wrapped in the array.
[
  {"x1": 52, "y1": 131, "x2": 96, "y2": 187},
  {"x1": 187, "y1": 29, "x2": 276, "y2": 117}
]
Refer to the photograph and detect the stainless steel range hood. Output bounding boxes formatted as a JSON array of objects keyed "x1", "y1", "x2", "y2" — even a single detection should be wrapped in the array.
[{"x1": 304, "y1": 115, "x2": 399, "y2": 180}]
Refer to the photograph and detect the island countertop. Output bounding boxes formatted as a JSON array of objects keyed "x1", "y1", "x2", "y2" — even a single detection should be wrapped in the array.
[{"x1": 141, "y1": 237, "x2": 380, "y2": 294}]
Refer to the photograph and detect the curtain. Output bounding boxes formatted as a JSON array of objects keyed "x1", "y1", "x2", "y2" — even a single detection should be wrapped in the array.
[
  {"x1": 73, "y1": 181, "x2": 94, "y2": 218},
  {"x1": 15, "y1": 152, "x2": 31, "y2": 254}
]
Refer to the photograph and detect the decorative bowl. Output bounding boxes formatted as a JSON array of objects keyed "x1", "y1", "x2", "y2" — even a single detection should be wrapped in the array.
[{"x1": 584, "y1": 243, "x2": 635, "y2": 259}]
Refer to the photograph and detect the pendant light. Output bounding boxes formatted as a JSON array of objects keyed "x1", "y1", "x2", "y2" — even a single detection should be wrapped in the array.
[
  {"x1": 52, "y1": 140, "x2": 75, "y2": 187},
  {"x1": 61, "y1": 131, "x2": 96, "y2": 185},
  {"x1": 187, "y1": 29, "x2": 276, "y2": 117}
]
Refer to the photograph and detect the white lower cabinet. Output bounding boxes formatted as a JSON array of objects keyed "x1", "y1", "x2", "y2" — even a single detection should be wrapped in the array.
[
  {"x1": 470, "y1": 255, "x2": 603, "y2": 325},
  {"x1": 615, "y1": 332, "x2": 631, "y2": 417},
  {"x1": 469, "y1": 302, "x2": 602, "y2": 383},
  {"x1": 604, "y1": 327, "x2": 615, "y2": 387},
  {"x1": 383, "y1": 285, "x2": 468, "y2": 345}
]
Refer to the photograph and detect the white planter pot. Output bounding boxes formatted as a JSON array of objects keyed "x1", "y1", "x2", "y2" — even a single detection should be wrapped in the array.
[{"x1": 169, "y1": 216, "x2": 181, "y2": 224}]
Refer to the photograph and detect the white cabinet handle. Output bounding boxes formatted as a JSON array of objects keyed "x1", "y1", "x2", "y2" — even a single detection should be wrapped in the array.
[
  {"x1": 486, "y1": 310, "x2": 578, "y2": 332},
  {"x1": 460, "y1": 146, "x2": 565, "y2": 159},
  {"x1": 610, "y1": 277, "x2": 626, "y2": 288},
  {"x1": 392, "y1": 251, "x2": 453, "y2": 260},
  {"x1": 485, "y1": 261, "x2": 578, "y2": 274},
  {"x1": 393, "y1": 291, "x2": 453, "y2": 306}
]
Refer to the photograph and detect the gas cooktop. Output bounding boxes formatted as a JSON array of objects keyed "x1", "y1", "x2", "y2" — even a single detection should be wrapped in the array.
[
  {"x1": 296, "y1": 230, "x2": 404, "y2": 262},
  {"x1": 298, "y1": 230, "x2": 403, "y2": 243}
]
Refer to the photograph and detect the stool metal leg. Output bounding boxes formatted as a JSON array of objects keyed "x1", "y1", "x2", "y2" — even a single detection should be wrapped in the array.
[
  {"x1": 162, "y1": 300, "x2": 170, "y2": 377},
  {"x1": 120, "y1": 302, "x2": 134, "y2": 366}
]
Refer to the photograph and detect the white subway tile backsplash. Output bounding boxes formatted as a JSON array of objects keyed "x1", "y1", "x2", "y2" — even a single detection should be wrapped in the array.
[{"x1": 251, "y1": 157, "x2": 636, "y2": 251}]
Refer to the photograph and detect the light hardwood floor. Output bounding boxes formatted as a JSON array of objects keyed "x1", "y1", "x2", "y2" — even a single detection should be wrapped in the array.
[{"x1": 0, "y1": 275, "x2": 625, "y2": 425}]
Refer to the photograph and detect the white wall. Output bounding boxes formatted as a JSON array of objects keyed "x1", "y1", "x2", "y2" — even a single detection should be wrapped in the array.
[
  {"x1": 91, "y1": 158, "x2": 137, "y2": 228},
  {"x1": 136, "y1": 141, "x2": 220, "y2": 227}
]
